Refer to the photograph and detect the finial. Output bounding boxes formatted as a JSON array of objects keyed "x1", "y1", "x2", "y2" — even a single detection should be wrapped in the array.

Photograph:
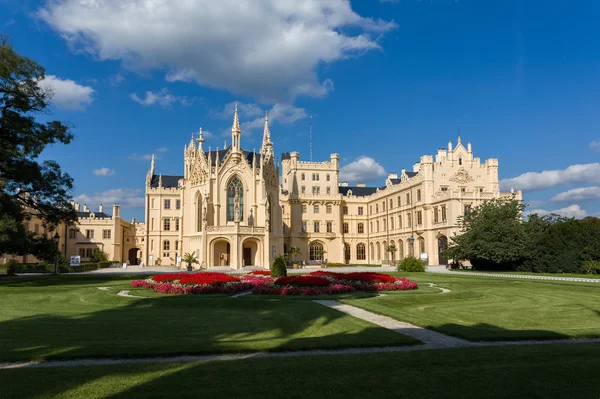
[
  {"x1": 232, "y1": 102, "x2": 241, "y2": 132},
  {"x1": 197, "y1": 127, "x2": 205, "y2": 143},
  {"x1": 457, "y1": 121, "x2": 461, "y2": 144},
  {"x1": 224, "y1": 139, "x2": 227, "y2": 149}
]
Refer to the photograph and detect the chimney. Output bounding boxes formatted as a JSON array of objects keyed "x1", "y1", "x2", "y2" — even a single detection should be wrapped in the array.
[
  {"x1": 387, "y1": 172, "x2": 398, "y2": 180},
  {"x1": 75, "y1": 202, "x2": 81, "y2": 212},
  {"x1": 83, "y1": 204, "x2": 89, "y2": 212},
  {"x1": 99, "y1": 204, "x2": 103, "y2": 213},
  {"x1": 132, "y1": 217, "x2": 136, "y2": 224},
  {"x1": 112, "y1": 204, "x2": 121, "y2": 218}
]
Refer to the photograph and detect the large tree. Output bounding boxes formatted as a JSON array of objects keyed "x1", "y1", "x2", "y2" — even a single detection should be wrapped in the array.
[{"x1": 0, "y1": 35, "x2": 76, "y2": 260}]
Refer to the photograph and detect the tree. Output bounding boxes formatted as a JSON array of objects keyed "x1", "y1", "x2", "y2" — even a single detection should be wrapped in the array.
[
  {"x1": 289, "y1": 246, "x2": 301, "y2": 263},
  {"x1": 182, "y1": 252, "x2": 199, "y2": 271},
  {"x1": 90, "y1": 249, "x2": 109, "y2": 263},
  {"x1": 0, "y1": 35, "x2": 76, "y2": 259},
  {"x1": 386, "y1": 244, "x2": 397, "y2": 261},
  {"x1": 445, "y1": 197, "x2": 527, "y2": 270}
]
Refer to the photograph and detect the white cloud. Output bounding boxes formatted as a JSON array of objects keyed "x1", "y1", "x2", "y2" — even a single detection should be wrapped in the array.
[
  {"x1": 528, "y1": 204, "x2": 588, "y2": 219},
  {"x1": 128, "y1": 153, "x2": 154, "y2": 161},
  {"x1": 39, "y1": 75, "x2": 94, "y2": 110},
  {"x1": 75, "y1": 188, "x2": 145, "y2": 209},
  {"x1": 500, "y1": 163, "x2": 600, "y2": 192},
  {"x1": 551, "y1": 186, "x2": 600, "y2": 202},
  {"x1": 218, "y1": 102, "x2": 308, "y2": 135},
  {"x1": 108, "y1": 72, "x2": 125, "y2": 87},
  {"x1": 37, "y1": 0, "x2": 396, "y2": 102},
  {"x1": 339, "y1": 156, "x2": 386, "y2": 183},
  {"x1": 590, "y1": 140, "x2": 600, "y2": 151},
  {"x1": 93, "y1": 167, "x2": 115, "y2": 176},
  {"x1": 156, "y1": 147, "x2": 168, "y2": 153},
  {"x1": 130, "y1": 88, "x2": 191, "y2": 107}
]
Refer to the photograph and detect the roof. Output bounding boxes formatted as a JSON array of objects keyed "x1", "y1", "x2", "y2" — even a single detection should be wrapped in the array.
[
  {"x1": 389, "y1": 178, "x2": 401, "y2": 185},
  {"x1": 76, "y1": 211, "x2": 111, "y2": 218},
  {"x1": 339, "y1": 186, "x2": 380, "y2": 197},
  {"x1": 406, "y1": 172, "x2": 418, "y2": 178},
  {"x1": 149, "y1": 175, "x2": 183, "y2": 188}
]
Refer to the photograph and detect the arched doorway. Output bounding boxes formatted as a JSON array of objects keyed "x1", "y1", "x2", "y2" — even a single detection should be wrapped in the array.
[
  {"x1": 242, "y1": 239, "x2": 260, "y2": 267},
  {"x1": 309, "y1": 241, "x2": 324, "y2": 261},
  {"x1": 213, "y1": 239, "x2": 231, "y2": 266},
  {"x1": 128, "y1": 248, "x2": 140, "y2": 265},
  {"x1": 438, "y1": 235, "x2": 449, "y2": 265},
  {"x1": 389, "y1": 240, "x2": 396, "y2": 261}
]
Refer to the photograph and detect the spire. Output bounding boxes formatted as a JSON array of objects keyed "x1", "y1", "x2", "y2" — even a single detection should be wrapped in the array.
[
  {"x1": 196, "y1": 127, "x2": 205, "y2": 151},
  {"x1": 261, "y1": 110, "x2": 271, "y2": 152},
  {"x1": 232, "y1": 102, "x2": 241, "y2": 133},
  {"x1": 145, "y1": 153, "x2": 155, "y2": 186},
  {"x1": 231, "y1": 102, "x2": 241, "y2": 152}
]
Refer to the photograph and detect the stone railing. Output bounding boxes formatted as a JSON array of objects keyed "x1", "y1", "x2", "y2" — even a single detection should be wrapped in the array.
[{"x1": 205, "y1": 225, "x2": 265, "y2": 234}]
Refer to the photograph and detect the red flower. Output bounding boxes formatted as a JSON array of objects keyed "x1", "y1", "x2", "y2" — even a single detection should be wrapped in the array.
[
  {"x1": 248, "y1": 270, "x2": 271, "y2": 276},
  {"x1": 275, "y1": 275, "x2": 330, "y2": 287}
]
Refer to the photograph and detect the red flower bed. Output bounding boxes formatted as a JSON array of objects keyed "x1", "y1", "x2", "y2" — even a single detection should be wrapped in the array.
[
  {"x1": 310, "y1": 271, "x2": 396, "y2": 283},
  {"x1": 150, "y1": 272, "x2": 240, "y2": 285},
  {"x1": 248, "y1": 270, "x2": 271, "y2": 276},
  {"x1": 253, "y1": 283, "x2": 355, "y2": 296},
  {"x1": 275, "y1": 275, "x2": 330, "y2": 287}
]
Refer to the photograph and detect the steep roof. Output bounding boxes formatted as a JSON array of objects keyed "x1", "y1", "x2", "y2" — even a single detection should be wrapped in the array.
[
  {"x1": 149, "y1": 175, "x2": 183, "y2": 188},
  {"x1": 206, "y1": 147, "x2": 262, "y2": 167},
  {"x1": 76, "y1": 211, "x2": 111, "y2": 218},
  {"x1": 339, "y1": 186, "x2": 380, "y2": 197}
]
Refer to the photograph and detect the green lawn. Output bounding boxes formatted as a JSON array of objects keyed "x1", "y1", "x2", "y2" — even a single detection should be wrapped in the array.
[
  {"x1": 448, "y1": 269, "x2": 600, "y2": 279},
  {"x1": 0, "y1": 275, "x2": 415, "y2": 362},
  {"x1": 1, "y1": 344, "x2": 598, "y2": 398},
  {"x1": 342, "y1": 272, "x2": 600, "y2": 341}
]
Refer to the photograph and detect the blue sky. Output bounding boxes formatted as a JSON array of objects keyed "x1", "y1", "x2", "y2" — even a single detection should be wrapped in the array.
[{"x1": 2, "y1": 0, "x2": 599, "y2": 221}]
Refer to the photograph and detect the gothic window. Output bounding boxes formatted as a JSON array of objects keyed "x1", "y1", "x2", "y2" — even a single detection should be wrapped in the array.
[
  {"x1": 356, "y1": 243, "x2": 366, "y2": 260},
  {"x1": 309, "y1": 242, "x2": 324, "y2": 261},
  {"x1": 227, "y1": 176, "x2": 244, "y2": 222},
  {"x1": 268, "y1": 197, "x2": 272, "y2": 232},
  {"x1": 301, "y1": 173, "x2": 305, "y2": 181},
  {"x1": 459, "y1": 157, "x2": 463, "y2": 166},
  {"x1": 326, "y1": 174, "x2": 330, "y2": 182},
  {"x1": 197, "y1": 194, "x2": 202, "y2": 232},
  {"x1": 357, "y1": 223, "x2": 364, "y2": 234}
]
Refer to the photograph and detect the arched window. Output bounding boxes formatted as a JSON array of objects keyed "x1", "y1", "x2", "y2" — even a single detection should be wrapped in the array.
[
  {"x1": 356, "y1": 243, "x2": 366, "y2": 260},
  {"x1": 459, "y1": 157, "x2": 463, "y2": 166},
  {"x1": 301, "y1": 173, "x2": 305, "y2": 181},
  {"x1": 309, "y1": 242, "x2": 324, "y2": 261},
  {"x1": 376, "y1": 242, "x2": 381, "y2": 261},
  {"x1": 227, "y1": 176, "x2": 244, "y2": 222},
  {"x1": 398, "y1": 239, "x2": 404, "y2": 259},
  {"x1": 344, "y1": 243, "x2": 351, "y2": 262},
  {"x1": 370, "y1": 243, "x2": 374, "y2": 260},
  {"x1": 196, "y1": 193, "x2": 202, "y2": 232},
  {"x1": 389, "y1": 240, "x2": 396, "y2": 261},
  {"x1": 419, "y1": 237, "x2": 425, "y2": 254}
]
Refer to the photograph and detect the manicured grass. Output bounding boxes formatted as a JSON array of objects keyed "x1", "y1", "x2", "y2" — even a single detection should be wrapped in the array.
[
  {"x1": 450, "y1": 269, "x2": 600, "y2": 279},
  {"x1": 342, "y1": 273, "x2": 600, "y2": 341},
  {"x1": 0, "y1": 275, "x2": 415, "y2": 362},
  {"x1": 1, "y1": 344, "x2": 598, "y2": 398}
]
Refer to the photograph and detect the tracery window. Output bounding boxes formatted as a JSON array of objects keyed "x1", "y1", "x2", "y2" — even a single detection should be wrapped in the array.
[
  {"x1": 227, "y1": 176, "x2": 244, "y2": 222},
  {"x1": 309, "y1": 242, "x2": 324, "y2": 261}
]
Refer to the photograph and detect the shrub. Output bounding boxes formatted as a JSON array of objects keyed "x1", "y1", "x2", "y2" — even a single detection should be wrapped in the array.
[
  {"x1": 398, "y1": 257, "x2": 426, "y2": 272},
  {"x1": 270, "y1": 255, "x2": 287, "y2": 278},
  {"x1": 580, "y1": 260, "x2": 600, "y2": 275}
]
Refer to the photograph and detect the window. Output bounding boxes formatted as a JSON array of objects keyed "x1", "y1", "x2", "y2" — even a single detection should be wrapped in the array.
[
  {"x1": 441, "y1": 187, "x2": 448, "y2": 192},
  {"x1": 312, "y1": 173, "x2": 319, "y2": 181},
  {"x1": 442, "y1": 205, "x2": 447, "y2": 222},
  {"x1": 356, "y1": 243, "x2": 366, "y2": 260},
  {"x1": 389, "y1": 199, "x2": 393, "y2": 209},
  {"x1": 175, "y1": 241, "x2": 179, "y2": 251},
  {"x1": 419, "y1": 237, "x2": 425, "y2": 254},
  {"x1": 79, "y1": 248, "x2": 85, "y2": 257},
  {"x1": 417, "y1": 189, "x2": 421, "y2": 201},
  {"x1": 382, "y1": 201, "x2": 386, "y2": 211},
  {"x1": 358, "y1": 206, "x2": 364, "y2": 215},
  {"x1": 398, "y1": 215, "x2": 403, "y2": 229},
  {"x1": 151, "y1": 239, "x2": 154, "y2": 251},
  {"x1": 314, "y1": 205, "x2": 319, "y2": 214},
  {"x1": 417, "y1": 211, "x2": 423, "y2": 225},
  {"x1": 301, "y1": 186, "x2": 306, "y2": 194},
  {"x1": 281, "y1": 205, "x2": 285, "y2": 214},
  {"x1": 69, "y1": 229, "x2": 77, "y2": 239},
  {"x1": 345, "y1": 243, "x2": 351, "y2": 262},
  {"x1": 434, "y1": 207, "x2": 439, "y2": 223},
  {"x1": 459, "y1": 157, "x2": 463, "y2": 166},
  {"x1": 397, "y1": 196, "x2": 401, "y2": 207},
  {"x1": 343, "y1": 206, "x2": 348, "y2": 215},
  {"x1": 358, "y1": 223, "x2": 364, "y2": 234},
  {"x1": 197, "y1": 194, "x2": 202, "y2": 232},
  {"x1": 370, "y1": 206, "x2": 372, "y2": 214},
  {"x1": 309, "y1": 242, "x2": 324, "y2": 261},
  {"x1": 164, "y1": 199, "x2": 171, "y2": 209},
  {"x1": 176, "y1": 199, "x2": 181, "y2": 209},
  {"x1": 301, "y1": 173, "x2": 305, "y2": 181},
  {"x1": 312, "y1": 186, "x2": 320, "y2": 195},
  {"x1": 302, "y1": 221, "x2": 307, "y2": 232},
  {"x1": 163, "y1": 219, "x2": 171, "y2": 231},
  {"x1": 86, "y1": 248, "x2": 93, "y2": 258},
  {"x1": 407, "y1": 213, "x2": 412, "y2": 227},
  {"x1": 376, "y1": 220, "x2": 379, "y2": 232},
  {"x1": 227, "y1": 176, "x2": 244, "y2": 221},
  {"x1": 326, "y1": 187, "x2": 331, "y2": 194},
  {"x1": 151, "y1": 218, "x2": 155, "y2": 230},
  {"x1": 343, "y1": 222, "x2": 349, "y2": 234},
  {"x1": 464, "y1": 205, "x2": 472, "y2": 217},
  {"x1": 152, "y1": 198, "x2": 155, "y2": 208},
  {"x1": 370, "y1": 222, "x2": 373, "y2": 233},
  {"x1": 376, "y1": 204, "x2": 379, "y2": 213},
  {"x1": 163, "y1": 240, "x2": 170, "y2": 251},
  {"x1": 302, "y1": 204, "x2": 307, "y2": 213},
  {"x1": 326, "y1": 174, "x2": 330, "y2": 181},
  {"x1": 326, "y1": 221, "x2": 333, "y2": 233},
  {"x1": 406, "y1": 193, "x2": 411, "y2": 204},
  {"x1": 102, "y1": 229, "x2": 111, "y2": 239},
  {"x1": 326, "y1": 205, "x2": 332, "y2": 214},
  {"x1": 383, "y1": 219, "x2": 387, "y2": 231},
  {"x1": 480, "y1": 188, "x2": 484, "y2": 193},
  {"x1": 86, "y1": 230, "x2": 94, "y2": 239},
  {"x1": 175, "y1": 218, "x2": 180, "y2": 231},
  {"x1": 390, "y1": 217, "x2": 394, "y2": 230}
]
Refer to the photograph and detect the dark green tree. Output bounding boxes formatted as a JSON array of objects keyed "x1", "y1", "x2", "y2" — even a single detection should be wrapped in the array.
[
  {"x1": 444, "y1": 197, "x2": 527, "y2": 270},
  {"x1": 0, "y1": 35, "x2": 76, "y2": 260}
]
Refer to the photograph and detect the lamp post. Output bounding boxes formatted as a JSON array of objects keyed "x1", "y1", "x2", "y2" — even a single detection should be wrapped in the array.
[
  {"x1": 53, "y1": 232, "x2": 60, "y2": 274},
  {"x1": 408, "y1": 235, "x2": 415, "y2": 257}
]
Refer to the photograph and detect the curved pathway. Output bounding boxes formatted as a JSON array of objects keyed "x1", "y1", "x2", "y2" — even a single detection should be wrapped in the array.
[{"x1": 427, "y1": 265, "x2": 599, "y2": 283}]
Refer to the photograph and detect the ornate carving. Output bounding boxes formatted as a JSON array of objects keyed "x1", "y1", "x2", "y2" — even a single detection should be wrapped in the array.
[{"x1": 450, "y1": 167, "x2": 474, "y2": 184}]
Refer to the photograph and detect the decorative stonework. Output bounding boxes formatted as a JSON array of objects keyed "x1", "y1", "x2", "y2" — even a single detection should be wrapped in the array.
[{"x1": 449, "y1": 167, "x2": 474, "y2": 184}]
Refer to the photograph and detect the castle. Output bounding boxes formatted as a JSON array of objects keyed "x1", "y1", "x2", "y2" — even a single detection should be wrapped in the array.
[{"x1": 4, "y1": 106, "x2": 521, "y2": 269}]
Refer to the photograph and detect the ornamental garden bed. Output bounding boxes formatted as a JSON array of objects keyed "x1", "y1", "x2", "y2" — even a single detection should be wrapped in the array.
[{"x1": 130, "y1": 271, "x2": 418, "y2": 296}]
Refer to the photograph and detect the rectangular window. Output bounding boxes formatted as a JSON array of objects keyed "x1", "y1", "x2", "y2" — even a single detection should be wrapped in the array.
[
  {"x1": 343, "y1": 222, "x2": 349, "y2": 234},
  {"x1": 417, "y1": 211, "x2": 423, "y2": 225},
  {"x1": 417, "y1": 189, "x2": 421, "y2": 201},
  {"x1": 302, "y1": 221, "x2": 307, "y2": 232},
  {"x1": 69, "y1": 229, "x2": 77, "y2": 239},
  {"x1": 281, "y1": 205, "x2": 285, "y2": 214},
  {"x1": 326, "y1": 205, "x2": 332, "y2": 214},
  {"x1": 399, "y1": 215, "x2": 403, "y2": 229},
  {"x1": 301, "y1": 186, "x2": 306, "y2": 194},
  {"x1": 441, "y1": 187, "x2": 448, "y2": 192},
  {"x1": 301, "y1": 173, "x2": 305, "y2": 181},
  {"x1": 326, "y1": 174, "x2": 330, "y2": 181},
  {"x1": 163, "y1": 219, "x2": 171, "y2": 231},
  {"x1": 175, "y1": 218, "x2": 180, "y2": 231},
  {"x1": 163, "y1": 240, "x2": 170, "y2": 251},
  {"x1": 175, "y1": 241, "x2": 179, "y2": 251},
  {"x1": 314, "y1": 205, "x2": 319, "y2": 214},
  {"x1": 358, "y1": 207, "x2": 363, "y2": 215},
  {"x1": 358, "y1": 223, "x2": 364, "y2": 234},
  {"x1": 326, "y1": 222, "x2": 333, "y2": 233},
  {"x1": 370, "y1": 222, "x2": 373, "y2": 233},
  {"x1": 407, "y1": 213, "x2": 412, "y2": 228},
  {"x1": 464, "y1": 205, "x2": 472, "y2": 217},
  {"x1": 79, "y1": 248, "x2": 85, "y2": 257},
  {"x1": 343, "y1": 206, "x2": 348, "y2": 215},
  {"x1": 442, "y1": 205, "x2": 447, "y2": 222},
  {"x1": 326, "y1": 187, "x2": 331, "y2": 194},
  {"x1": 406, "y1": 193, "x2": 411, "y2": 204},
  {"x1": 102, "y1": 229, "x2": 111, "y2": 239},
  {"x1": 302, "y1": 204, "x2": 307, "y2": 213},
  {"x1": 151, "y1": 239, "x2": 154, "y2": 251},
  {"x1": 164, "y1": 199, "x2": 171, "y2": 209},
  {"x1": 390, "y1": 217, "x2": 394, "y2": 230},
  {"x1": 376, "y1": 204, "x2": 379, "y2": 213},
  {"x1": 376, "y1": 221, "x2": 379, "y2": 232},
  {"x1": 389, "y1": 199, "x2": 393, "y2": 209},
  {"x1": 312, "y1": 186, "x2": 320, "y2": 195},
  {"x1": 152, "y1": 198, "x2": 155, "y2": 208},
  {"x1": 151, "y1": 218, "x2": 155, "y2": 230},
  {"x1": 86, "y1": 248, "x2": 93, "y2": 258},
  {"x1": 370, "y1": 206, "x2": 372, "y2": 214},
  {"x1": 383, "y1": 219, "x2": 386, "y2": 231},
  {"x1": 434, "y1": 207, "x2": 439, "y2": 223},
  {"x1": 382, "y1": 201, "x2": 386, "y2": 211},
  {"x1": 314, "y1": 222, "x2": 320, "y2": 233},
  {"x1": 176, "y1": 199, "x2": 181, "y2": 209},
  {"x1": 397, "y1": 196, "x2": 401, "y2": 207},
  {"x1": 86, "y1": 229, "x2": 94, "y2": 239}
]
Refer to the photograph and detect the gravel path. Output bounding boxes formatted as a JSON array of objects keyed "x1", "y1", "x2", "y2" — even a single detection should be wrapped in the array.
[
  {"x1": 116, "y1": 290, "x2": 146, "y2": 298},
  {"x1": 427, "y1": 283, "x2": 451, "y2": 293}
]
